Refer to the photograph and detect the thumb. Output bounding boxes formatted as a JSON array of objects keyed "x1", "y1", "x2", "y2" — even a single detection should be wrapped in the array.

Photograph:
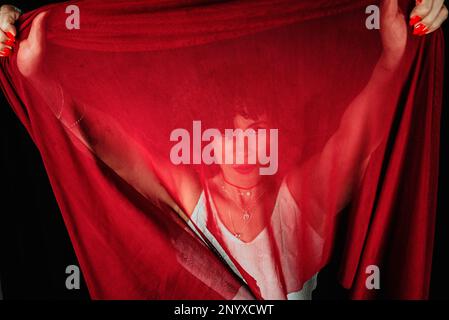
[
  {"x1": 0, "y1": 5, "x2": 21, "y2": 37},
  {"x1": 1, "y1": 23, "x2": 17, "y2": 38}
]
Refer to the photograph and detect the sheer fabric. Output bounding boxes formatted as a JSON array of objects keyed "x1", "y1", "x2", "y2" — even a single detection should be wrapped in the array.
[
  {"x1": 0, "y1": 0, "x2": 443, "y2": 299},
  {"x1": 188, "y1": 179, "x2": 321, "y2": 299}
]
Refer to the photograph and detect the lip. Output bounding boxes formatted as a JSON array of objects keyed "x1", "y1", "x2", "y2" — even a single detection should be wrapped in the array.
[{"x1": 232, "y1": 164, "x2": 257, "y2": 175}]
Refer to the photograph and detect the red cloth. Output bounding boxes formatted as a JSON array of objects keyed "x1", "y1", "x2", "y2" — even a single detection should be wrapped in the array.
[{"x1": 0, "y1": 0, "x2": 443, "y2": 299}]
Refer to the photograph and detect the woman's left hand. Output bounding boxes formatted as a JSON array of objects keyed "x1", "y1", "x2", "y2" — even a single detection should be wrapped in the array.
[
  {"x1": 380, "y1": 0, "x2": 447, "y2": 70},
  {"x1": 410, "y1": 0, "x2": 448, "y2": 35}
]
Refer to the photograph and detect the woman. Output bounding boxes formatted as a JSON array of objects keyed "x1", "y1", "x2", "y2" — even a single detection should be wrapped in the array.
[{"x1": 0, "y1": 1, "x2": 447, "y2": 300}]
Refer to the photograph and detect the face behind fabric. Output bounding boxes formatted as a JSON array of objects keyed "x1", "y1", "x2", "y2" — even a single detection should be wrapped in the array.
[{"x1": 215, "y1": 112, "x2": 277, "y2": 188}]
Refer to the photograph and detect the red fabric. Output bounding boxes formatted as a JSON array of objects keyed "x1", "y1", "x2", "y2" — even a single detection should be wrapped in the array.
[{"x1": 0, "y1": 0, "x2": 443, "y2": 299}]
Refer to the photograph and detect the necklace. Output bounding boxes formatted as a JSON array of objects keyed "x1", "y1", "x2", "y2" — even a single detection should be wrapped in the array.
[
  {"x1": 222, "y1": 174, "x2": 262, "y2": 191},
  {"x1": 225, "y1": 209, "x2": 245, "y2": 240},
  {"x1": 219, "y1": 176, "x2": 267, "y2": 239}
]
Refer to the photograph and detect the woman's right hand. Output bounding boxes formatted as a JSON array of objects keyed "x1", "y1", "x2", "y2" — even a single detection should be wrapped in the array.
[{"x1": 0, "y1": 4, "x2": 21, "y2": 57}]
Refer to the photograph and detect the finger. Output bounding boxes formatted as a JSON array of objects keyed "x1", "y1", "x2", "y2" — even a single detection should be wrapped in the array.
[
  {"x1": 424, "y1": 5, "x2": 448, "y2": 34},
  {"x1": 3, "y1": 23, "x2": 17, "y2": 38},
  {"x1": 0, "y1": 29, "x2": 15, "y2": 44},
  {"x1": 0, "y1": 42, "x2": 13, "y2": 50},
  {"x1": 0, "y1": 20, "x2": 17, "y2": 38},
  {"x1": 0, "y1": 30, "x2": 9, "y2": 42},
  {"x1": 421, "y1": 0, "x2": 445, "y2": 26},
  {"x1": 0, "y1": 45, "x2": 12, "y2": 57},
  {"x1": 410, "y1": 0, "x2": 433, "y2": 20}
]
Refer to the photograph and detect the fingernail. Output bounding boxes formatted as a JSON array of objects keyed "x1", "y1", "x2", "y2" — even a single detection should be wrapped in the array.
[
  {"x1": 416, "y1": 0, "x2": 423, "y2": 4},
  {"x1": 4, "y1": 39, "x2": 15, "y2": 47},
  {"x1": 418, "y1": 28, "x2": 428, "y2": 36},
  {"x1": 409, "y1": 15, "x2": 422, "y2": 26},
  {"x1": 5, "y1": 32, "x2": 15, "y2": 40},
  {"x1": 413, "y1": 23, "x2": 426, "y2": 35},
  {"x1": 0, "y1": 47, "x2": 11, "y2": 56}
]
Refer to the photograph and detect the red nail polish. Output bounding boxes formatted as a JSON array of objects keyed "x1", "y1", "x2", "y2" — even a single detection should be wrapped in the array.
[
  {"x1": 413, "y1": 23, "x2": 426, "y2": 35},
  {"x1": 4, "y1": 39, "x2": 15, "y2": 47},
  {"x1": 5, "y1": 32, "x2": 15, "y2": 40},
  {"x1": 409, "y1": 16, "x2": 422, "y2": 26},
  {"x1": 0, "y1": 47, "x2": 11, "y2": 56},
  {"x1": 416, "y1": 0, "x2": 423, "y2": 4},
  {"x1": 418, "y1": 28, "x2": 428, "y2": 36}
]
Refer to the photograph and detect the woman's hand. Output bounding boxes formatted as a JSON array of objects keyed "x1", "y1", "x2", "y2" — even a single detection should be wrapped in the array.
[
  {"x1": 0, "y1": 4, "x2": 21, "y2": 57},
  {"x1": 379, "y1": 0, "x2": 447, "y2": 71},
  {"x1": 410, "y1": 0, "x2": 448, "y2": 35}
]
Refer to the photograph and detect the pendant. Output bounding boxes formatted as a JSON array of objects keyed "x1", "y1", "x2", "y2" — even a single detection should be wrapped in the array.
[
  {"x1": 235, "y1": 233, "x2": 241, "y2": 239},
  {"x1": 242, "y1": 211, "x2": 251, "y2": 221}
]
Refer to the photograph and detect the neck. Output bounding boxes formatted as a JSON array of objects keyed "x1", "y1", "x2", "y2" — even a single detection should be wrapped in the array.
[{"x1": 221, "y1": 172, "x2": 262, "y2": 190}]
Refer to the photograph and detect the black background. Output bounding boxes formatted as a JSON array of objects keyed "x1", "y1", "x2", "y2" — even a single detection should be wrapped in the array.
[{"x1": 0, "y1": 1, "x2": 447, "y2": 300}]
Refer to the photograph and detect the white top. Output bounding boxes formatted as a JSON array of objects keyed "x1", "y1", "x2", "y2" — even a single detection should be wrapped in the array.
[{"x1": 187, "y1": 179, "x2": 323, "y2": 300}]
